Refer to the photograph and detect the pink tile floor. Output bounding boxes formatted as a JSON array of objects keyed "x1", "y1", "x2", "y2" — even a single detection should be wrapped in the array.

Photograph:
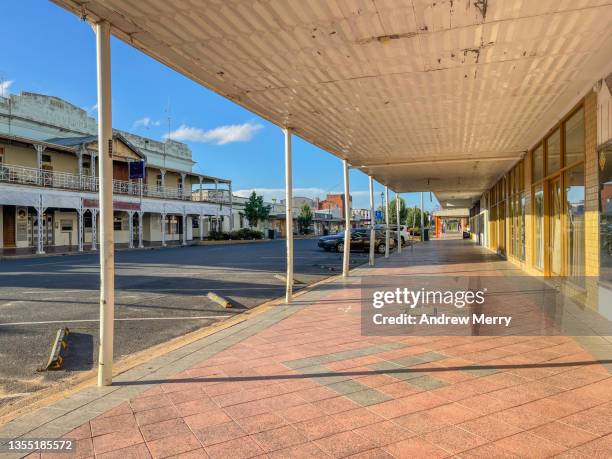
[{"x1": 28, "y1": 241, "x2": 612, "y2": 458}]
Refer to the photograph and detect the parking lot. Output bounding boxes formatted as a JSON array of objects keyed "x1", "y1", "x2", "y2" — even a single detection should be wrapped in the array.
[{"x1": 0, "y1": 238, "x2": 376, "y2": 407}]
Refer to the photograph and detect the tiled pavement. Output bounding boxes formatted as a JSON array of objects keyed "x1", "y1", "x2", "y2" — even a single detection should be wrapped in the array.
[{"x1": 1, "y1": 239, "x2": 611, "y2": 458}]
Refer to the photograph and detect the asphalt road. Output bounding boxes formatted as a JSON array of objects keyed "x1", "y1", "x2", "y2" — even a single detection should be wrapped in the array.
[{"x1": 0, "y1": 238, "x2": 373, "y2": 407}]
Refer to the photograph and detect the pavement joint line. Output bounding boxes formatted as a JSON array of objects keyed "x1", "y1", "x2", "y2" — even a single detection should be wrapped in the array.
[{"x1": 0, "y1": 316, "x2": 233, "y2": 327}]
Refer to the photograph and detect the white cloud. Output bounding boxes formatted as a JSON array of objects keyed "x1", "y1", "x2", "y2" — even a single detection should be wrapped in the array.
[
  {"x1": 0, "y1": 80, "x2": 14, "y2": 97},
  {"x1": 164, "y1": 121, "x2": 263, "y2": 145},
  {"x1": 133, "y1": 116, "x2": 161, "y2": 129}
]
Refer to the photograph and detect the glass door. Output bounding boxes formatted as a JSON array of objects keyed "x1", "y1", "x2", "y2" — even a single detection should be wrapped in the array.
[{"x1": 548, "y1": 178, "x2": 562, "y2": 276}]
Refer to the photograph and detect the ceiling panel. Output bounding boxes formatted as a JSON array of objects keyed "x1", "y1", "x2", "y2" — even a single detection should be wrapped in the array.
[{"x1": 52, "y1": 0, "x2": 612, "y2": 205}]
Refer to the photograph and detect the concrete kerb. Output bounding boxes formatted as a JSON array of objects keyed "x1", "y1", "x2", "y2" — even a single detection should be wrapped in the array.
[
  {"x1": 0, "y1": 236, "x2": 324, "y2": 260},
  {"x1": 0, "y1": 247, "x2": 382, "y2": 431}
]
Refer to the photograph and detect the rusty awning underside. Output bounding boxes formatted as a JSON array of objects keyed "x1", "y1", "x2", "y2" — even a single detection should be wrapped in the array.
[{"x1": 51, "y1": 0, "x2": 612, "y2": 207}]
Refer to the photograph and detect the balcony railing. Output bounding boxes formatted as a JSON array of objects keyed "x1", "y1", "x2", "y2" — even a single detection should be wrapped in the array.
[{"x1": 0, "y1": 163, "x2": 228, "y2": 204}]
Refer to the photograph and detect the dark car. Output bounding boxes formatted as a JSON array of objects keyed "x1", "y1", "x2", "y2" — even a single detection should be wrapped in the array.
[{"x1": 318, "y1": 228, "x2": 390, "y2": 254}]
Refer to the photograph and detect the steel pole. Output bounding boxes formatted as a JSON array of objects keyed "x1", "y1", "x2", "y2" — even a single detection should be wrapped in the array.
[
  {"x1": 384, "y1": 186, "x2": 390, "y2": 258},
  {"x1": 342, "y1": 159, "x2": 351, "y2": 277},
  {"x1": 420, "y1": 191, "x2": 425, "y2": 241},
  {"x1": 396, "y1": 191, "x2": 401, "y2": 253},
  {"x1": 369, "y1": 176, "x2": 375, "y2": 266},
  {"x1": 95, "y1": 21, "x2": 114, "y2": 386},
  {"x1": 284, "y1": 128, "x2": 294, "y2": 303}
]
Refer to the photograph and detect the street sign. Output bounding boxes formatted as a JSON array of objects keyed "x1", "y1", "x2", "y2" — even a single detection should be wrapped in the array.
[
  {"x1": 129, "y1": 160, "x2": 145, "y2": 179},
  {"x1": 375, "y1": 210, "x2": 383, "y2": 223}
]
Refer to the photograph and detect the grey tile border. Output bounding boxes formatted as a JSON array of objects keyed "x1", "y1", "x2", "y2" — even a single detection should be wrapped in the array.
[
  {"x1": 389, "y1": 356, "x2": 425, "y2": 367},
  {"x1": 282, "y1": 342, "x2": 409, "y2": 370},
  {"x1": 414, "y1": 351, "x2": 447, "y2": 363},
  {"x1": 404, "y1": 375, "x2": 448, "y2": 391},
  {"x1": 326, "y1": 380, "x2": 370, "y2": 396},
  {"x1": 345, "y1": 389, "x2": 392, "y2": 406}
]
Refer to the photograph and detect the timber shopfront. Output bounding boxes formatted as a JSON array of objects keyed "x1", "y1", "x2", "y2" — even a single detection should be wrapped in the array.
[
  {"x1": 480, "y1": 92, "x2": 605, "y2": 311},
  {"x1": 530, "y1": 105, "x2": 586, "y2": 285}
]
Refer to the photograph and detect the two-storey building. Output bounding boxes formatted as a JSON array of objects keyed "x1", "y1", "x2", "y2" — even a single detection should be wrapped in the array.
[{"x1": 0, "y1": 92, "x2": 232, "y2": 254}]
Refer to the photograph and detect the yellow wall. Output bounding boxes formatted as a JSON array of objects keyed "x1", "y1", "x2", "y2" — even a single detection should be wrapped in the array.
[
  {"x1": 3, "y1": 144, "x2": 38, "y2": 167},
  {"x1": 50, "y1": 151, "x2": 80, "y2": 174},
  {"x1": 481, "y1": 90, "x2": 600, "y2": 310}
]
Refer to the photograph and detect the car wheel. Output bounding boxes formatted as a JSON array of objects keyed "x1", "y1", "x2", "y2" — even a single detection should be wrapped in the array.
[
  {"x1": 336, "y1": 242, "x2": 344, "y2": 253},
  {"x1": 377, "y1": 243, "x2": 386, "y2": 254}
]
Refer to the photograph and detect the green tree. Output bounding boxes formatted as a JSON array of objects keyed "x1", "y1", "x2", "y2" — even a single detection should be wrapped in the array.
[
  {"x1": 297, "y1": 203, "x2": 313, "y2": 234},
  {"x1": 243, "y1": 191, "x2": 270, "y2": 228},
  {"x1": 388, "y1": 197, "x2": 407, "y2": 225},
  {"x1": 405, "y1": 207, "x2": 432, "y2": 229}
]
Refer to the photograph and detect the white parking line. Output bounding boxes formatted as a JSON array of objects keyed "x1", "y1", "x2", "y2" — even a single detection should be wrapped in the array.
[{"x1": 0, "y1": 316, "x2": 232, "y2": 326}]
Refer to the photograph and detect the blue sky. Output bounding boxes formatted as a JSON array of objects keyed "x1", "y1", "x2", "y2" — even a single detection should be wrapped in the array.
[{"x1": 0, "y1": 1, "x2": 439, "y2": 211}]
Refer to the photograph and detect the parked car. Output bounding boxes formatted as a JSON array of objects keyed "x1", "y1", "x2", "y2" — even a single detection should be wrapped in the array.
[
  {"x1": 374, "y1": 224, "x2": 409, "y2": 245},
  {"x1": 317, "y1": 228, "x2": 392, "y2": 253}
]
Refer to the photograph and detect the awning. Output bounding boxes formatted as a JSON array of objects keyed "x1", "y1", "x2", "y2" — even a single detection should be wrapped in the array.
[{"x1": 51, "y1": 1, "x2": 612, "y2": 206}]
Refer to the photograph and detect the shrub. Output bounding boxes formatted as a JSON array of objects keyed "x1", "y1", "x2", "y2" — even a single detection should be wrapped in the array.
[
  {"x1": 208, "y1": 230, "x2": 230, "y2": 240},
  {"x1": 249, "y1": 229, "x2": 264, "y2": 239}
]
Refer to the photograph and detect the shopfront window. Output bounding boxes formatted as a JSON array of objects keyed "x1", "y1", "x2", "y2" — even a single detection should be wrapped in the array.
[
  {"x1": 565, "y1": 108, "x2": 584, "y2": 166},
  {"x1": 533, "y1": 145, "x2": 543, "y2": 182},
  {"x1": 534, "y1": 186, "x2": 544, "y2": 270},
  {"x1": 565, "y1": 164, "x2": 585, "y2": 286},
  {"x1": 546, "y1": 128, "x2": 561, "y2": 176},
  {"x1": 600, "y1": 145, "x2": 612, "y2": 284}
]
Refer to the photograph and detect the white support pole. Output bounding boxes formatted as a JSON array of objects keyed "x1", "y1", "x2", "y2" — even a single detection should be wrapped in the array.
[
  {"x1": 215, "y1": 180, "x2": 220, "y2": 231},
  {"x1": 384, "y1": 186, "x2": 390, "y2": 258},
  {"x1": 198, "y1": 177, "x2": 203, "y2": 201},
  {"x1": 396, "y1": 191, "x2": 402, "y2": 254},
  {"x1": 91, "y1": 209, "x2": 97, "y2": 251},
  {"x1": 182, "y1": 211, "x2": 187, "y2": 246},
  {"x1": 128, "y1": 211, "x2": 134, "y2": 249},
  {"x1": 77, "y1": 205, "x2": 84, "y2": 252},
  {"x1": 96, "y1": 20, "x2": 114, "y2": 387},
  {"x1": 342, "y1": 159, "x2": 351, "y2": 277},
  {"x1": 36, "y1": 195, "x2": 45, "y2": 254},
  {"x1": 161, "y1": 213, "x2": 167, "y2": 247},
  {"x1": 369, "y1": 176, "x2": 375, "y2": 267},
  {"x1": 180, "y1": 173, "x2": 186, "y2": 200},
  {"x1": 199, "y1": 214, "x2": 204, "y2": 240},
  {"x1": 77, "y1": 149, "x2": 83, "y2": 187},
  {"x1": 229, "y1": 182, "x2": 234, "y2": 231},
  {"x1": 138, "y1": 211, "x2": 144, "y2": 248},
  {"x1": 284, "y1": 128, "x2": 294, "y2": 303},
  {"x1": 91, "y1": 151, "x2": 97, "y2": 190},
  {"x1": 34, "y1": 144, "x2": 45, "y2": 186},
  {"x1": 420, "y1": 191, "x2": 425, "y2": 241}
]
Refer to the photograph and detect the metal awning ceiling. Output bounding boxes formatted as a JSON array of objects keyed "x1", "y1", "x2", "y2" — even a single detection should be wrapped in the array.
[{"x1": 51, "y1": 0, "x2": 612, "y2": 207}]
